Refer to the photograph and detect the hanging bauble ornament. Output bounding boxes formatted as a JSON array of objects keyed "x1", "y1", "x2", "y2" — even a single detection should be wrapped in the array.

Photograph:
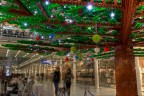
[
  {"x1": 91, "y1": 58, "x2": 94, "y2": 61},
  {"x1": 36, "y1": 36, "x2": 40, "y2": 41},
  {"x1": 104, "y1": 47, "x2": 109, "y2": 52},
  {"x1": 71, "y1": 46, "x2": 76, "y2": 53},
  {"x1": 65, "y1": 57, "x2": 69, "y2": 62},
  {"x1": 75, "y1": 55, "x2": 79, "y2": 60},
  {"x1": 92, "y1": 34, "x2": 102, "y2": 43},
  {"x1": 49, "y1": 34, "x2": 55, "y2": 39},
  {"x1": 78, "y1": 53, "x2": 82, "y2": 60},
  {"x1": 94, "y1": 48, "x2": 100, "y2": 53},
  {"x1": 55, "y1": 35, "x2": 61, "y2": 39}
]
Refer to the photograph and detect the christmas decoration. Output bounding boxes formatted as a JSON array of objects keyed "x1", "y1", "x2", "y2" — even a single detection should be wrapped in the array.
[
  {"x1": 92, "y1": 34, "x2": 102, "y2": 43},
  {"x1": 71, "y1": 46, "x2": 76, "y2": 53},
  {"x1": 104, "y1": 47, "x2": 109, "y2": 52},
  {"x1": 75, "y1": 55, "x2": 79, "y2": 60},
  {"x1": 91, "y1": 58, "x2": 94, "y2": 61},
  {"x1": 94, "y1": 48, "x2": 100, "y2": 53},
  {"x1": 36, "y1": 36, "x2": 40, "y2": 41},
  {"x1": 65, "y1": 57, "x2": 69, "y2": 62}
]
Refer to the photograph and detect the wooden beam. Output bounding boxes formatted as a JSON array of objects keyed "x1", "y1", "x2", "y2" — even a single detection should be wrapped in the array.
[
  {"x1": 37, "y1": 2, "x2": 49, "y2": 19},
  {"x1": 2, "y1": 17, "x2": 17, "y2": 23},
  {"x1": 43, "y1": 21, "x2": 121, "y2": 29},
  {"x1": 13, "y1": 0, "x2": 32, "y2": 16},
  {"x1": 50, "y1": 0, "x2": 122, "y2": 9},
  {"x1": 9, "y1": 9, "x2": 30, "y2": 16},
  {"x1": 133, "y1": 42, "x2": 144, "y2": 46},
  {"x1": 131, "y1": 26, "x2": 144, "y2": 33},
  {"x1": 55, "y1": 32, "x2": 120, "y2": 37},
  {"x1": 137, "y1": 1, "x2": 144, "y2": 7},
  {"x1": 135, "y1": 13, "x2": 144, "y2": 18}
]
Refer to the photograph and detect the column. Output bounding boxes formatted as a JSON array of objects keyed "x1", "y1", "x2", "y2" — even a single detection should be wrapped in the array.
[
  {"x1": 94, "y1": 58, "x2": 99, "y2": 89},
  {"x1": 135, "y1": 57, "x2": 142, "y2": 96},
  {"x1": 115, "y1": 44, "x2": 138, "y2": 96},
  {"x1": 59, "y1": 59, "x2": 63, "y2": 82},
  {"x1": 73, "y1": 56, "x2": 76, "y2": 85}
]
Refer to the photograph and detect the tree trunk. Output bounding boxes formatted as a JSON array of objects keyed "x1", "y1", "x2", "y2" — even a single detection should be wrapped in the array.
[{"x1": 115, "y1": 44, "x2": 138, "y2": 96}]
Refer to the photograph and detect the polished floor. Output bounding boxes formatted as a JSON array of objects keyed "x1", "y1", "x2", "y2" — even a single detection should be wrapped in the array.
[
  {"x1": 0, "y1": 81, "x2": 116, "y2": 96},
  {"x1": 45, "y1": 81, "x2": 116, "y2": 96}
]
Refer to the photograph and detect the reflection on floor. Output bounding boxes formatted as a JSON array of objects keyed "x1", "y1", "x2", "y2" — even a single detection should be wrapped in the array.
[
  {"x1": 46, "y1": 81, "x2": 116, "y2": 96},
  {"x1": 0, "y1": 81, "x2": 116, "y2": 96}
]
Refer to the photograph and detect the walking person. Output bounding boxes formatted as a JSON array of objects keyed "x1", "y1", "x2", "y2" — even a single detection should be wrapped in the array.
[
  {"x1": 64, "y1": 68, "x2": 74, "y2": 96},
  {"x1": 53, "y1": 67, "x2": 60, "y2": 96}
]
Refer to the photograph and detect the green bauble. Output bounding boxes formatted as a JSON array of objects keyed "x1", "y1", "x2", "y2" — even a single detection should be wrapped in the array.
[
  {"x1": 71, "y1": 46, "x2": 76, "y2": 53},
  {"x1": 92, "y1": 34, "x2": 102, "y2": 43},
  {"x1": 78, "y1": 53, "x2": 82, "y2": 60}
]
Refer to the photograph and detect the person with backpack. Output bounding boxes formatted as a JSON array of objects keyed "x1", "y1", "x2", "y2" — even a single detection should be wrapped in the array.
[
  {"x1": 53, "y1": 67, "x2": 60, "y2": 96},
  {"x1": 64, "y1": 68, "x2": 74, "y2": 96}
]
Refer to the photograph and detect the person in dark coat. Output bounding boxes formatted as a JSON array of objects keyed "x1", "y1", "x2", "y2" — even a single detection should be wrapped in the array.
[{"x1": 53, "y1": 67, "x2": 60, "y2": 96}]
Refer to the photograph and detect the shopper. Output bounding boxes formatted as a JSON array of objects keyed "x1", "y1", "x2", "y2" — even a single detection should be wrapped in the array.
[
  {"x1": 53, "y1": 67, "x2": 60, "y2": 96},
  {"x1": 64, "y1": 68, "x2": 74, "y2": 96}
]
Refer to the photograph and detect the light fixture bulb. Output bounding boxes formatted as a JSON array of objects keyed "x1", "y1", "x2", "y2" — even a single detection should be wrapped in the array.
[
  {"x1": 111, "y1": 12, "x2": 115, "y2": 18},
  {"x1": 24, "y1": 23, "x2": 27, "y2": 26},
  {"x1": 87, "y1": 4, "x2": 93, "y2": 11},
  {"x1": 41, "y1": 36, "x2": 44, "y2": 39},
  {"x1": 69, "y1": 19, "x2": 73, "y2": 23},
  {"x1": 34, "y1": 11, "x2": 37, "y2": 14},
  {"x1": 45, "y1": 1, "x2": 49, "y2": 5}
]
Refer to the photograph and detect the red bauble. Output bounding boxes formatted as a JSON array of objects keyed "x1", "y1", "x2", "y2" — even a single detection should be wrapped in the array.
[
  {"x1": 36, "y1": 36, "x2": 40, "y2": 41},
  {"x1": 91, "y1": 58, "x2": 94, "y2": 61},
  {"x1": 104, "y1": 47, "x2": 109, "y2": 52},
  {"x1": 65, "y1": 57, "x2": 69, "y2": 62}
]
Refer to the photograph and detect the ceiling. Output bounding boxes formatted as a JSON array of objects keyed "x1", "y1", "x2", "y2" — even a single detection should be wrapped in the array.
[{"x1": 0, "y1": 0, "x2": 144, "y2": 61}]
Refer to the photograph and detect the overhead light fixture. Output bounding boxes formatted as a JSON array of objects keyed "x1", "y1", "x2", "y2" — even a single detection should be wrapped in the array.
[
  {"x1": 87, "y1": 4, "x2": 93, "y2": 11},
  {"x1": 24, "y1": 23, "x2": 27, "y2": 26},
  {"x1": 34, "y1": 11, "x2": 38, "y2": 14},
  {"x1": 41, "y1": 36, "x2": 44, "y2": 39},
  {"x1": 69, "y1": 19, "x2": 73, "y2": 23},
  {"x1": 15, "y1": 50, "x2": 21, "y2": 57},
  {"x1": 51, "y1": 15, "x2": 53, "y2": 18},
  {"x1": 45, "y1": 1, "x2": 49, "y2": 5},
  {"x1": 110, "y1": 12, "x2": 115, "y2": 18}
]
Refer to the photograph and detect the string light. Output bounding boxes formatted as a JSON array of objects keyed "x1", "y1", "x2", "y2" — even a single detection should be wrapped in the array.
[
  {"x1": 110, "y1": 12, "x2": 115, "y2": 18},
  {"x1": 23, "y1": 53, "x2": 29, "y2": 57},
  {"x1": 69, "y1": 19, "x2": 73, "y2": 23},
  {"x1": 6, "y1": 49, "x2": 9, "y2": 57},
  {"x1": 24, "y1": 23, "x2": 27, "y2": 26},
  {"x1": 34, "y1": 11, "x2": 38, "y2": 14},
  {"x1": 87, "y1": 4, "x2": 93, "y2": 11},
  {"x1": 15, "y1": 50, "x2": 21, "y2": 57},
  {"x1": 45, "y1": 1, "x2": 49, "y2": 5}
]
